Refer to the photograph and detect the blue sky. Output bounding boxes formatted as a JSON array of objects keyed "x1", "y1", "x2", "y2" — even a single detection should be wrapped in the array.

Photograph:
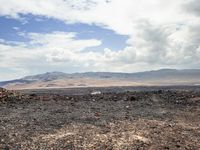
[
  {"x1": 0, "y1": 0, "x2": 200, "y2": 80},
  {"x1": 0, "y1": 15, "x2": 128, "y2": 50}
]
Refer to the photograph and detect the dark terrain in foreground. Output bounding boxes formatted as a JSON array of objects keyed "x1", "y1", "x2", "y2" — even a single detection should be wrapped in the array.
[{"x1": 0, "y1": 86, "x2": 200, "y2": 149}]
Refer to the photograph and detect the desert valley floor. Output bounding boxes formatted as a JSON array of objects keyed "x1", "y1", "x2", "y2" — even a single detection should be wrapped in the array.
[{"x1": 0, "y1": 86, "x2": 200, "y2": 149}]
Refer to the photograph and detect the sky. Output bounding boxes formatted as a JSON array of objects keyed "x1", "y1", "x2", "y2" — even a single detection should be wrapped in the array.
[{"x1": 0, "y1": 0, "x2": 200, "y2": 81}]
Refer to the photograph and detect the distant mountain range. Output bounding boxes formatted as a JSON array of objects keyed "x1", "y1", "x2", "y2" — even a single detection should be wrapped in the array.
[{"x1": 1, "y1": 69, "x2": 200, "y2": 89}]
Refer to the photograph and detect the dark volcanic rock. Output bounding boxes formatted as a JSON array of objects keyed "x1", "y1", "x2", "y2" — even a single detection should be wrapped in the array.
[{"x1": 0, "y1": 88, "x2": 199, "y2": 149}]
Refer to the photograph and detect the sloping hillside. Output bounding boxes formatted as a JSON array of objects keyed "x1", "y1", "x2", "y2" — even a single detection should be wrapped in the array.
[{"x1": 1, "y1": 69, "x2": 200, "y2": 89}]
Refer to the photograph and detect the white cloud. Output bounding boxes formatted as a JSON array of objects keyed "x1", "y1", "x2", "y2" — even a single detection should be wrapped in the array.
[
  {"x1": 12, "y1": 26, "x2": 20, "y2": 30},
  {"x1": 0, "y1": 32, "x2": 102, "y2": 79},
  {"x1": 184, "y1": 0, "x2": 200, "y2": 17},
  {"x1": 0, "y1": 0, "x2": 200, "y2": 80},
  {"x1": 27, "y1": 32, "x2": 102, "y2": 52},
  {"x1": 0, "y1": 0, "x2": 193, "y2": 35}
]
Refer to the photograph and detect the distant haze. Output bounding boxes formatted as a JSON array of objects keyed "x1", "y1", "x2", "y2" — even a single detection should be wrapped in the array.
[{"x1": 1, "y1": 69, "x2": 200, "y2": 90}]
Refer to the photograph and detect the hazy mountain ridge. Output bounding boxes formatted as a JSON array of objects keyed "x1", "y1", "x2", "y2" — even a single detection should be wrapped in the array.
[{"x1": 1, "y1": 69, "x2": 200, "y2": 89}]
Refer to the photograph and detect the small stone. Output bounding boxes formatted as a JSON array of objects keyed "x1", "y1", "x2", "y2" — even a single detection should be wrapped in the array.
[
  {"x1": 129, "y1": 96, "x2": 136, "y2": 101},
  {"x1": 91, "y1": 91, "x2": 101, "y2": 95},
  {"x1": 4, "y1": 145, "x2": 9, "y2": 150}
]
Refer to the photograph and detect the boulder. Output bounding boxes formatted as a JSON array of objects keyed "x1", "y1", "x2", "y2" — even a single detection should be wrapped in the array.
[
  {"x1": 0, "y1": 87, "x2": 6, "y2": 92},
  {"x1": 0, "y1": 87, "x2": 7, "y2": 99}
]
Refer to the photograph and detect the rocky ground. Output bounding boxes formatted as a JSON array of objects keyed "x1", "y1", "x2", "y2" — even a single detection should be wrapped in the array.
[{"x1": 0, "y1": 87, "x2": 200, "y2": 149}]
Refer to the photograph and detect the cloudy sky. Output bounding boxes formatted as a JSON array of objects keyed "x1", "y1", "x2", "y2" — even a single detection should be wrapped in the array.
[{"x1": 0, "y1": 0, "x2": 200, "y2": 80}]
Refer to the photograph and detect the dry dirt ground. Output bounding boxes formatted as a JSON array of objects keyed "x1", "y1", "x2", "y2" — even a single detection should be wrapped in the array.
[{"x1": 0, "y1": 88, "x2": 200, "y2": 149}]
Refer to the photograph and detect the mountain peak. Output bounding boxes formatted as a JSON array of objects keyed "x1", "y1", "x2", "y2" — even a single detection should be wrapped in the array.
[
  {"x1": 1, "y1": 69, "x2": 200, "y2": 89},
  {"x1": 23, "y1": 71, "x2": 67, "y2": 81}
]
